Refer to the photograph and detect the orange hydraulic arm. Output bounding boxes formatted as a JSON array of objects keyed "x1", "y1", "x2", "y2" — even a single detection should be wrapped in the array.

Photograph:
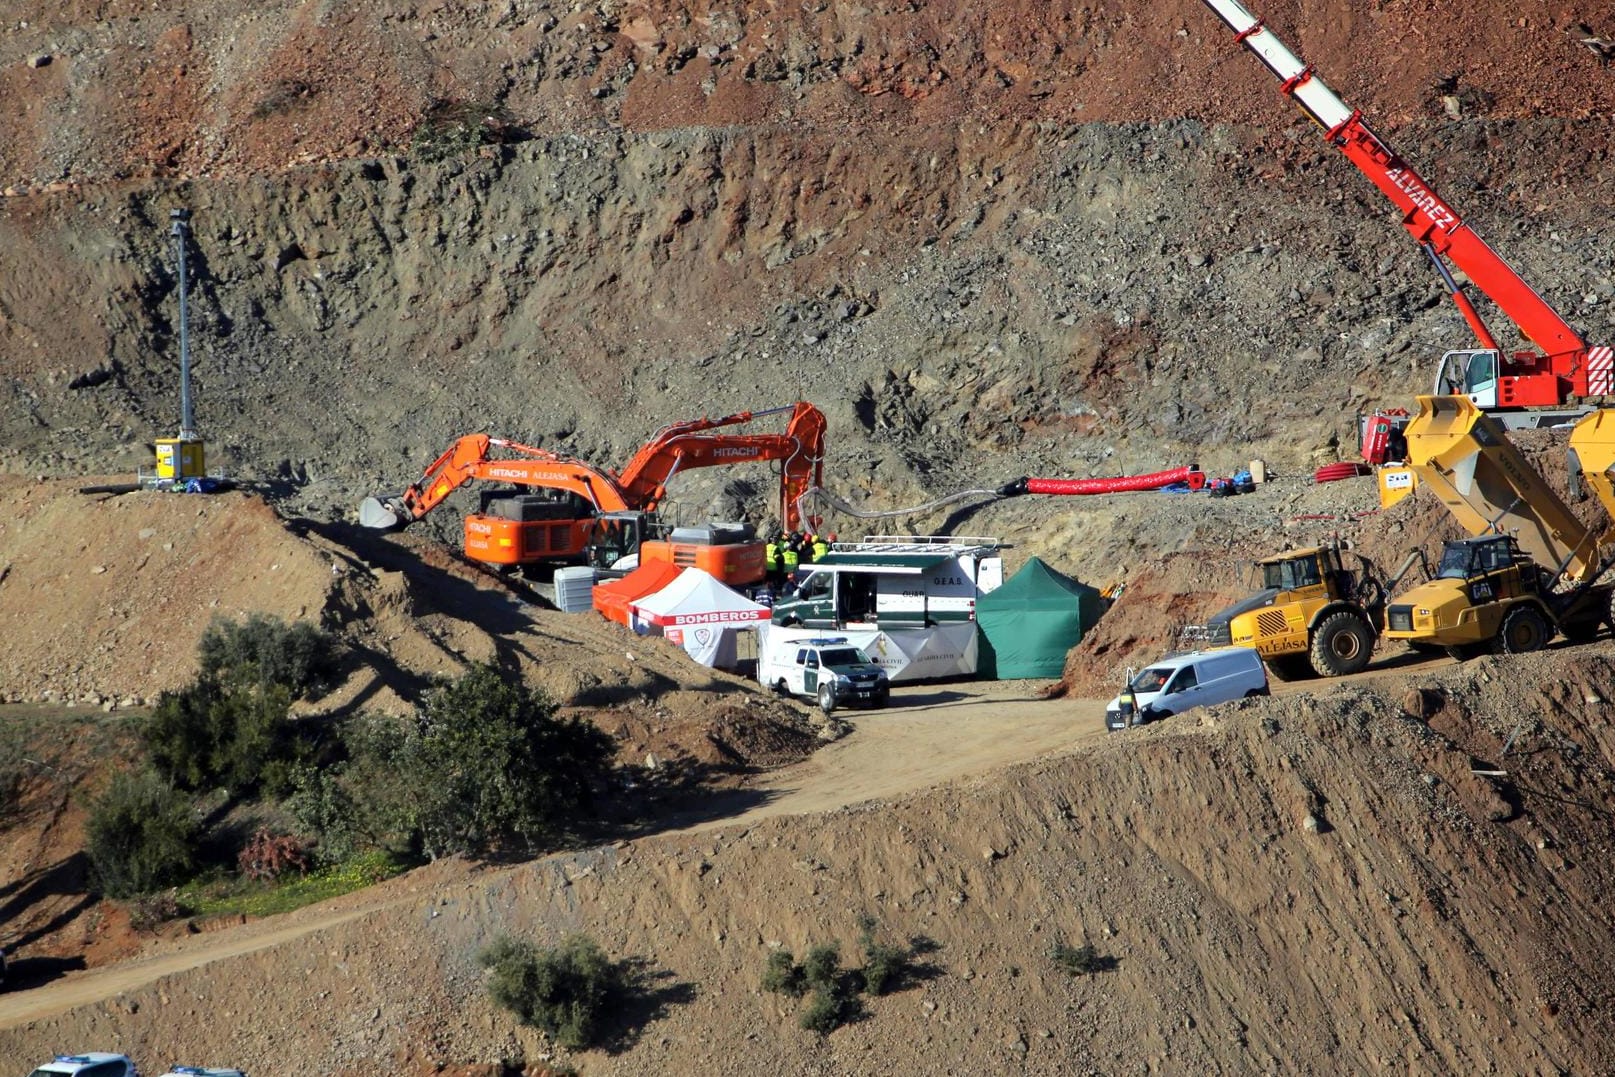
[
  {"x1": 359, "y1": 434, "x2": 631, "y2": 530},
  {"x1": 616, "y1": 402, "x2": 827, "y2": 530}
]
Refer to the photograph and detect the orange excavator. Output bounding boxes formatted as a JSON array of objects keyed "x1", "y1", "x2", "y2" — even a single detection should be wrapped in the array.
[{"x1": 358, "y1": 402, "x2": 827, "y2": 585}]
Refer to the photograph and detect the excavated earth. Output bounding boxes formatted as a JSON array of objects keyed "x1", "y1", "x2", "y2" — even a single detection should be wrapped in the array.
[{"x1": 4, "y1": 0, "x2": 1615, "y2": 1073}]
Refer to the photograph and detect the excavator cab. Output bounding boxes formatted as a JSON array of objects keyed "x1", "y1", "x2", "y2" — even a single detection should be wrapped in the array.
[{"x1": 587, "y1": 512, "x2": 653, "y2": 573}]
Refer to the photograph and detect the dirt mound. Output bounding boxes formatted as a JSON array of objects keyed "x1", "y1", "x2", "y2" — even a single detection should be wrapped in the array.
[{"x1": 6, "y1": 648, "x2": 1615, "y2": 1073}]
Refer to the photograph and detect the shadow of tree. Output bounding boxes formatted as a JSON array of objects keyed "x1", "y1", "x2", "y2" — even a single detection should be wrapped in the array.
[
  {"x1": 596, "y1": 957, "x2": 700, "y2": 1054},
  {"x1": 0, "y1": 853, "x2": 92, "y2": 927}
]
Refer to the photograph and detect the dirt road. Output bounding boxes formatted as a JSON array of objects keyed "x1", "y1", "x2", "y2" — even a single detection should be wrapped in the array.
[{"x1": 0, "y1": 679, "x2": 1097, "y2": 1029}]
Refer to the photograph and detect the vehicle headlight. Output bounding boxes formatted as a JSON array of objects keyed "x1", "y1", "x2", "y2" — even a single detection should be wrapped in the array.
[{"x1": 835, "y1": 674, "x2": 853, "y2": 685}]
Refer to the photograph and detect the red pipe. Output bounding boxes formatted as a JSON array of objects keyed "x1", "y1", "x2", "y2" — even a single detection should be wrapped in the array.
[{"x1": 1004, "y1": 466, "x2": 1206, "y2": 496}]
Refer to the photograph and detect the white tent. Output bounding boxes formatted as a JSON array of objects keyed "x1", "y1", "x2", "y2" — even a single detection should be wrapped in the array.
[{"x1": 629, "y1": 568, "x2": 772, "y2": 668}]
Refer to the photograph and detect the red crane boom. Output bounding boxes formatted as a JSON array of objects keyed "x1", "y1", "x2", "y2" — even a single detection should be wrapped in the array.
[{"x1": 1199, "y1": 0, "x2": 1613, "y2": 420}]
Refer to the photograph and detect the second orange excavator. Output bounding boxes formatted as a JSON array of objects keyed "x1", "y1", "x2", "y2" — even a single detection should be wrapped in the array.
[{"x1": 358, "y1": 402, "x2": 827, "y2": 586}]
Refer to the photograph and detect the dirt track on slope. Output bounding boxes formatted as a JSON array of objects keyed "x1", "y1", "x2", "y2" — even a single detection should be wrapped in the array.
[{"x1": 0, "y1": 680, "x2": 1097, "y2": 1030}]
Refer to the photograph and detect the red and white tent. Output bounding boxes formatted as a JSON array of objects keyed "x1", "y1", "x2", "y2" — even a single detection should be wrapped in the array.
[{"x1": 629, "y1": 568, "x2": 771, "y2": 668}]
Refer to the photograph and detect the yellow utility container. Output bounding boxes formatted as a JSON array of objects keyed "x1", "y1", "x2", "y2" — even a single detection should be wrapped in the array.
[{"x1": 154, "y1": 437, "x2": 206, "y2": 481}]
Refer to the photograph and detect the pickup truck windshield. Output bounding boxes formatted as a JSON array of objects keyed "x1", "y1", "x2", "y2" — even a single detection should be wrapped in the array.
[{"x1": 817, "y1": 648, "x2": 866, "y2": 666}]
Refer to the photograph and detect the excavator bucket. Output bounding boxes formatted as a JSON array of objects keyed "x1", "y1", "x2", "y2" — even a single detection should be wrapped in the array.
[
  {"x1": 1404, "y1": 395, "x2": 1601, "y2": 585},
  {"x1": 358, "y1": 496, "x2": 405, "y2": 530}
]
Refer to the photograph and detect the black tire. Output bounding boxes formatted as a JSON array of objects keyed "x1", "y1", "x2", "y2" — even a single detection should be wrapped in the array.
[
  {"x1": 1243, "y1": 687, "x2": 1268, "y2": 698},
  {"x1": 1496, "y1": 604, "x2": 1551, "y2": 655},
  {"x1": 1445, "y1": 642, "x2": 1486, "y2": 662},
  {"x1": 773, "y1": 678, "x2": 790, "y2": 696},
  {"x1": 817, "y1": 681, "x2": 837, "y2": 715},
  {"x1": 1266, "y1": 654, "x2": 1315, "y2": 682},
  {"x1": 1309, "y1": 611, "x2": 1374, "y2": 677}
]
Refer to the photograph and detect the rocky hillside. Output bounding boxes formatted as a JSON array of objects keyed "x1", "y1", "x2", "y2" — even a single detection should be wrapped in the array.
[
  {"x1": 2, "y1": 1, "x2": 1614, "y2": 577},
  {"x1": 6, "y1": 1, "x2": 1615, "y2": 1073}
]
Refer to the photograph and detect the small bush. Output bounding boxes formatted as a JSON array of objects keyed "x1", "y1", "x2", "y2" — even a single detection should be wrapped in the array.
[
  {"x1": 197, "y1": 612, "x2": 338, "y2": 698},
  {"x1": 393, "y1": 665, "x2": 615, "y2": 859},
  {"x1": 761, "y1": 949, "x2": 807, "y2": 998},
  {"x1": 84, "y1": 769, "x2": 200, "y2": 898},
  {"x1": 237, "y1": 827, "x2": 309, "y2": 882},
  {"x1": 126, "y1": 890, "x2": 184, "y2": 932},
  {"x1": 856, "y1": 914, "x2": 912, "y2": 996},
  {"x1": 799, "y1": 985, "x2": 856, "y2": 1034},
  {"x1": 1050, "y1": 940, "x2": 1101, "y2": 976},
  {"x1": 801, "y1": 943, "x2": 840, "y2": 989},
  {"x1": 285, "y1": 763, "x2": 365, "y2": 865},
  {"x1": 144, "y1": 678, "x2": 299, "y2": 797},
  {"x1": 478, "y1": 933, "x2": 624, "y2": 1050}
]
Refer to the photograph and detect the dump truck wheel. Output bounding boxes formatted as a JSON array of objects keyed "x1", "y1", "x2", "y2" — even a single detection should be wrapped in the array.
[
  {"x1": 1310, "y1": 611, "x2": 1373, "y2": 676},
  {"x1": 1496, "y1": 605, "x2": 1551, "y2": 655},
  {"x1": 1265, "y1": 655, "x2": 1314, "y2": 682},
  {"x1": 1445, "y1": 643, "x2": 1485, "y2": 662}
]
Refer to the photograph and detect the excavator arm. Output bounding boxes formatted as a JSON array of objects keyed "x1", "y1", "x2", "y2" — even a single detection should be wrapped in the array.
[
  {"x1": 616, "y1": 401, "x2": 826, "y2": 530},
  {"x1": 1199, "y1": 0, "x2": 1611, "y2": 409},
  {"x1": 359, "y1": 434, "x2": 631, "y2": 529}
]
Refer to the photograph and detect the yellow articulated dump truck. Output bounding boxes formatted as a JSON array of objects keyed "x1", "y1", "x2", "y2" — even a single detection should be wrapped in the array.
[
  {"x1": 1382, "y1": 396, "x2": 1615, "y2": 659},
  {"x1": 1190, "y1": 544, "x2": 1406, "y2": 681}
]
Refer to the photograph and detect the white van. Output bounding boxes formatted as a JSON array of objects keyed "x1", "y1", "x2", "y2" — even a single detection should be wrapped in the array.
[{"x1": 1105, "y1": 647, "x2": 1268, "y2": 731}]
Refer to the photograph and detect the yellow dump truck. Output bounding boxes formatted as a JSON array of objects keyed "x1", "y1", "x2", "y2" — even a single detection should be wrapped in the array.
[
  {"x1": 1382, "y1": 396, "x2": 1615, "y2": 657},
  {"x1": 1194, "y1": 545, "x2": 1392, "y2": 681}
]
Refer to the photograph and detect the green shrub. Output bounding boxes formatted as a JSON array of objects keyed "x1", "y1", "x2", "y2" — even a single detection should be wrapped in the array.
[
  {"x1": 856, "y1": 914, "x2": 912, "y2": 996},
  {"x1": 761, "y1": 949, "x2": 807, "y2": 997},
  {"x1": 85, "y1": 769, "x2": 200, "y2": 898},
  {"x1": 142, "y1": 612, "x2": 331, "y2": 798},
  {"x1": 392, "y1": 665, "x2": 615, "y2": 859},
  {"x1": 762, "y1": 919, "x2": 922, "y2": 1033},
  {"x1": 799, "y1": 985, "x2": 855, "y2": 1034},
  {"x1": 197, "y1": 612, "x2": 338, "y2": 698},
  {"x1": 802, "y1": 943, "x2": 840, "y2": 990},
  {"x1": 1050, "y1": 940, "x2": 1101, "y2": 976},
  {"x1": 478, "y1": 933, "x2": 624, "y2": 1050},
  {"x1": 143, "y1": 678, "x2": 299, "y2": 797}
]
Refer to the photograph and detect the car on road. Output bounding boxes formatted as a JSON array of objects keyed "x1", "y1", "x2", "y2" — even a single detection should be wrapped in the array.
[
  {"x1": 26, "y1": 1056, "x2": 137, "y2": 1077},
  {"x1": 1105, "y1": 647, "x2": 1269, "y2": 731},
  {"x1": 758, "y1": 635, "x2": 891, "y2": 711}
]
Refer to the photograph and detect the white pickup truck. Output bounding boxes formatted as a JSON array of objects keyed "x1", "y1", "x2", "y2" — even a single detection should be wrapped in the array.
[{"x1": 757, "y1": 635, "x2": 891, "y2": 711}]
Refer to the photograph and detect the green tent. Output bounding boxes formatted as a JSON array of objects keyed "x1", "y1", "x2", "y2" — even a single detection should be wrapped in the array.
[{"x1": 976, "y1": 557, "x2": 1105, "y2": 679}]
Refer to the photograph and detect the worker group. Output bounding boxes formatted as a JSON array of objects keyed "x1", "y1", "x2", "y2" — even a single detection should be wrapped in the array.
[{"x1": 766, "y1": 531, "x2": 833, "y2": 591}]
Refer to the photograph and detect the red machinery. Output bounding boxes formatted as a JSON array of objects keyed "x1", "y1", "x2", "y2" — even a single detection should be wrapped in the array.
[
  {"x1": 360, "y1": 402, "x2": 827, "y2": 583},
  {"x1": 1200, "y1": 0, "x2": 1612, "y2": 428}
]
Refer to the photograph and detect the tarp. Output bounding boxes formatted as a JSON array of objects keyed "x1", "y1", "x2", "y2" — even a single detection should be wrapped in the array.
[
  {"x1": 975, "y1": 557, "x2": 1105, "y2": 679},
  {"x1": 757, "y1": 622, "x2": 980, "y2": 683},
  {"x1": 629, "y1": 568, "x2": 771, "y2": 667},
  {"x1": 592, "y1": 560, "x2": 683, "y2": 626}
]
